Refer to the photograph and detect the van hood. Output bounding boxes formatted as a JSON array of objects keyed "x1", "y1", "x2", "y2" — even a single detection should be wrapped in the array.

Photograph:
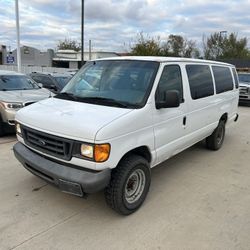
[
  {"x1": 16, "y1": 97, "x2": 133, "y2": 141},
  {"x1": 0, "y1": 88, "x2": 51, "y2": 104}
]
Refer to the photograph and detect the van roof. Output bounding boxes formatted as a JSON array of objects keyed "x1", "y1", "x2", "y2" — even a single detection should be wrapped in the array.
[
  {"x1": 0, "y1": 70, "x2": 24, "y2": 76},
  {"x1": 95, "y1": 56, "x2": 234, "y2": 67}
]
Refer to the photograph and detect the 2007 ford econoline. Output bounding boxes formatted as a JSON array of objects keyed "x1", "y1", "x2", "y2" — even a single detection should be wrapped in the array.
[{"x1": 13, "y1": 57, "x2": 239, "y2": 215}]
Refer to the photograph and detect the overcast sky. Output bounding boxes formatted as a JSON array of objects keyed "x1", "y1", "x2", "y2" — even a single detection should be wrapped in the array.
[{"x1": 1, "y1": 0, "x2": 250, "y2": 52}]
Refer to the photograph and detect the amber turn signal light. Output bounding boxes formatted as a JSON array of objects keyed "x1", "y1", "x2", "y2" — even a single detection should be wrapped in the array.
[{"x1": 94, "y1": 144, "x2": 110, "y2": 162}]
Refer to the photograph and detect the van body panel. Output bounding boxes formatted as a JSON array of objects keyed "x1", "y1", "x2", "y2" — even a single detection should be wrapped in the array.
[
  {"x1": 95, "y1": 103, "x2": 156, "y2": 169},
  {"x1": 13, "y1": 57, "x2": 239, "y2": 194}
]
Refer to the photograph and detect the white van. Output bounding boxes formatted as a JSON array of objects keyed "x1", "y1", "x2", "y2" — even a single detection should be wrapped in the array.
[{"x1": 13, "y1": 57, "x2": 239, "y2": 215}]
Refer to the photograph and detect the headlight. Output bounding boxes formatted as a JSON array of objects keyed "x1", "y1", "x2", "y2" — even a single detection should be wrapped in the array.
[
  {"x1": 0, "y1": 102, "x2": 23, "y2": 110},
  {"x1": 80, "y1": 144, "x2": 94, "y2": 159},
  {"x1": 15, "y1": 123, "x2": 22, "y2": 137},
  {"x1": 80, "y1": 143, "x2": 110, "y2": 162}
]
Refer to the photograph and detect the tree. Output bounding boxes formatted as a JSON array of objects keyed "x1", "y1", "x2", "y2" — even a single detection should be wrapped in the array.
[
  {"x1": 162, "y1": 35, "x2": 197, "y2": 57},
  {"x1": 57, "y1": 38, "x2": 81, "y2": 52},
  {"x1": 223, "y1": 33, "x2": 249, "y2": 59},
  {"x1": 130, "y1": 32, "x2": 162, "y2": 56},
  {"x1": 203, "y1": 32, "x2": 250, "y2": 60},
  {"x1": 130, "y1": 32, "x2": 199, "y2": 58}
]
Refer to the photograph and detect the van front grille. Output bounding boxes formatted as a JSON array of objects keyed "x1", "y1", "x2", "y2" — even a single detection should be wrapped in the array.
[{"x1": 22, "y1": 127, "x2": 73, "y2": 160}]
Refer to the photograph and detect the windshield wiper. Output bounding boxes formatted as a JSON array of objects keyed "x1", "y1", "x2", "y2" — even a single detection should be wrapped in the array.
[
  {"x1": 55, "y1": 92, "x2": 77, "y2": 100},
  {"x1": 76, "y1": 96, "x2": 130, "y2": 108},
  {"x1": 55, "y1": 94, "x2": 136, "y2": 108}
]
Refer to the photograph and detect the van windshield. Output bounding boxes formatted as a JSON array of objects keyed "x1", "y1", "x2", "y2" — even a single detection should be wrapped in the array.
[
  {"x1": 56, "y1": 60, "x2": 159, "y2": 108},
  {"x1": 0, "y1": 75, "x2": 40, "y2": 91}
]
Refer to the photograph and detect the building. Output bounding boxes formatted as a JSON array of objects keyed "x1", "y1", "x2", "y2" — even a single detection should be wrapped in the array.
[
  {"x1": 221, "y1": 59, "x2": 250, "y2": 72},
  {"x1": 53, "y1": 50, "x2": 120, "y2": 69},
  {"x1": 1, "y1": 45, "x2": 120, "y2": 69},
  {"x1": 9, "y1": 46, "x2": 54, "y2": 67}
]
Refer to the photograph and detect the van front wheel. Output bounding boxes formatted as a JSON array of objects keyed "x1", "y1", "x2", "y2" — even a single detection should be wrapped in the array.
[
  {"x1": 105, "y1": 154, "x2": 151, "y2": 215},
  {"x1": 206, "y1": 121, "x2": 225, "y2": 150}
]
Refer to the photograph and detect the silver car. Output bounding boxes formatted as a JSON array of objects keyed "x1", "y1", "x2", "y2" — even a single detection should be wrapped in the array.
[
  {"x1": 238, "y1": 72, "x2": 250, "y2": 104},
  {"x1": 0, "y1": 70, "x2": 52, "y2": 136}
]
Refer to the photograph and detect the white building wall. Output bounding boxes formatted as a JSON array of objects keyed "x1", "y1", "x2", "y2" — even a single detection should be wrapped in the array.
[{"x1": 0, "y1": 65, "x2": 69, "y2": 74}]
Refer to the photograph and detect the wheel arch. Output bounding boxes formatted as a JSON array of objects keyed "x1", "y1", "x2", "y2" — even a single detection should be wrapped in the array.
[
  {"x1": 118, "y1": 146, "x2": 152, "y2": 165},
  {"x1": 220, "y1": 113, "x2": 228, "y2": 124}
]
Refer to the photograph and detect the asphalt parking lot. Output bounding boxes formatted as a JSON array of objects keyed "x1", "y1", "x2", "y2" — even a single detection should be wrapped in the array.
[{"x1": 0, "y1": 106, "x2": 250, "y2": 250}]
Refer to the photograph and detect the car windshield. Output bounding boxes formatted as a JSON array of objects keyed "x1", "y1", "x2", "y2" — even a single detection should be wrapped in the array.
[
  {"x1": 0, "y1": 75, "x2": 39, "y2": 91},
  {"x1": 56, "y1": 60, "x2": 159, "y2": 108},
  {"x1": 238, "y1": 73, "x2": 250, "y2": 84},
  {"x1": 54, "y1": 76, "x2": 71, "y2": 89}
]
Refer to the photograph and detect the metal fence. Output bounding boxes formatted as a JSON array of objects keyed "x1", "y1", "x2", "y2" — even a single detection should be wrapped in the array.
[{"x1": 0, "y1": 65, "x2": 70, "y2": 74}]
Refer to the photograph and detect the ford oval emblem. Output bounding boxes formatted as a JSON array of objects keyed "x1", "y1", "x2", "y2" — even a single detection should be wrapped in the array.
[{"x1": 38, "y1": 139, "x2": 46, "y2": 146}]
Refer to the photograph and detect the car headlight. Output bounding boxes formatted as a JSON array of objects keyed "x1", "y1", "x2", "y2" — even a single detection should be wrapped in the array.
[
  {"x1": 15, "y1": 123, "x2": 22, "y2": 137},
  {"x1": 80, "y1": 144, "x2": 94, "y2": 159},
  {"x1": 80, "y1": 143, "x2": 110, "y2": 162},
  {"x1": 0, "y1": 101, "x2": 23, "y2": 110}
]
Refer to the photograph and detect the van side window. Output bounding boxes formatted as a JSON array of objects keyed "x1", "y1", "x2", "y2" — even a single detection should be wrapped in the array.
[
  {"x1": 232, "y1": 68, "x2": 239, "y2": 89},
  {"x1": 156, "y1": 65, "x2": 183, "y2": 102},
  {"x1": 186, "y1": 65, "x2": 214, "y2": 99},
  {"x1": 212, "y1": 66, "x2": 234, "y2": 93}
]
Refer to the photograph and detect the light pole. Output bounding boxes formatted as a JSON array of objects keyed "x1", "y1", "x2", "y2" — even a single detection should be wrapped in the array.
[
  {"x1": 218, "y1": 31, "x2": 227, "y2": 59},
  {"x1": 81, "y1": 0, "x2": 84, "y2": 67},
  {"x1": 15, "y1": 0, "x2": 21, "y2": 72},
  {"x1": 220, "y1": 30, "x2": 227, "y2": 37}
]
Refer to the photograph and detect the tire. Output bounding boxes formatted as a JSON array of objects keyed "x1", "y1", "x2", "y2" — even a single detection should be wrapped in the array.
[
  {"x1": 206, "y1": 121, "x2": 225, "y2": 150},
  {"x1": 105, "y1": 154, "x2": 151, "y2": 215}
]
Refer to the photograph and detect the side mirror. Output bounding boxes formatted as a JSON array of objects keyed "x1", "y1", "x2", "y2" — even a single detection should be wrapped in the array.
[{"x1": 156, "y1": 90, "x2": 180, "y2": 109}]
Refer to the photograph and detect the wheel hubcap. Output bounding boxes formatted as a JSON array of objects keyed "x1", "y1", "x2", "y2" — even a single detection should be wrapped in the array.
[
  {"x1": 217, "y1": 126, "x2": 224, "y2": 145},
  {"x1": 125, "y1": 169, "x2": 146, "y2": 204}
]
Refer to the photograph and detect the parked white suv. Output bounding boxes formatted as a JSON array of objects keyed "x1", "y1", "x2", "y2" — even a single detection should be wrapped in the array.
[
  {"x1": 13, "y1": 57, "x2": 239, "y2": 215},
  {"x1": 238, "y1": 72, "x2": 250, "y2": 104}
]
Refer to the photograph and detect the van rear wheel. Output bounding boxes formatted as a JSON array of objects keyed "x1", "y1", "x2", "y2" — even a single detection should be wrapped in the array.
[
  {"x1": 206, "y1": 121, "x2": 225, "y2": 150},
  {"x1": 105, "y1": 154, "x2": 151, "y2": 215}
]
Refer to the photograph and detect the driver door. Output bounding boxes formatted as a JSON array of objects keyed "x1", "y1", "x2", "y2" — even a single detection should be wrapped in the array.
[{"x1": 153, "y1": 64, "x2": 188, "y2": 165}]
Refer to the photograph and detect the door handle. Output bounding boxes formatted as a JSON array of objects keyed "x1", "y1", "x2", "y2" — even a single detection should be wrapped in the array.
[{"x1": 183, "y1": 116, "x2": 187, "y2": 126}]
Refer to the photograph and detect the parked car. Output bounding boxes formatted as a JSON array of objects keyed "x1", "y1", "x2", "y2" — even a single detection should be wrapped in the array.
[
  {"x1": 238, "y1": 72, "x2": 250, "y2": 104},
  {"x1": 67, "y1": 69, "x2": 78, "y2": 76},
  {"x1": 29, "y1": 72, "x2": 71, "y2": 93},
  {"x1": 14, "y1": 57, "x2": 239, "y2": 215},
  {"x1": 0, "y1": 70, "x2": 52, "y2": 136}
]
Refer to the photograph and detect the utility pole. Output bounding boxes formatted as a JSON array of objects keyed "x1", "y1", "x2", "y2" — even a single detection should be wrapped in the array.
[
  {"x1": 81, "y1": 0, "x2": 84, "y2": 67},
  {"x1": 219, "y1": 31, "x2": 227, "y2": 57},
  {"x1": 220, "y1": 31, "x2": 227, "y2": 37},
  {"x1": 15, "y1": 0, "x2": 21, "y2": 72}
]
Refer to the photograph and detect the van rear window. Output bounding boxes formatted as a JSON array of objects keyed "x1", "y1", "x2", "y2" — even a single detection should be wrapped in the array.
[
  {"x1": 212, "y1": 66, "x2": 234, "y2": 93},
  {"x1": 186, "y1": 65, "x2": 214, "y2": 99}
]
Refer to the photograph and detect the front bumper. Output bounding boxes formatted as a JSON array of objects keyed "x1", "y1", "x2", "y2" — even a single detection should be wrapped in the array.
[
  {"x1": 0, "y1": 108, "x2": 16, "y2": 125},
  {"x1": 13, "y1": 142, "x2": 111, "y2": 196},
  {"x1": 239, "y1": 96, "x2": 250, "y2": 105}
]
